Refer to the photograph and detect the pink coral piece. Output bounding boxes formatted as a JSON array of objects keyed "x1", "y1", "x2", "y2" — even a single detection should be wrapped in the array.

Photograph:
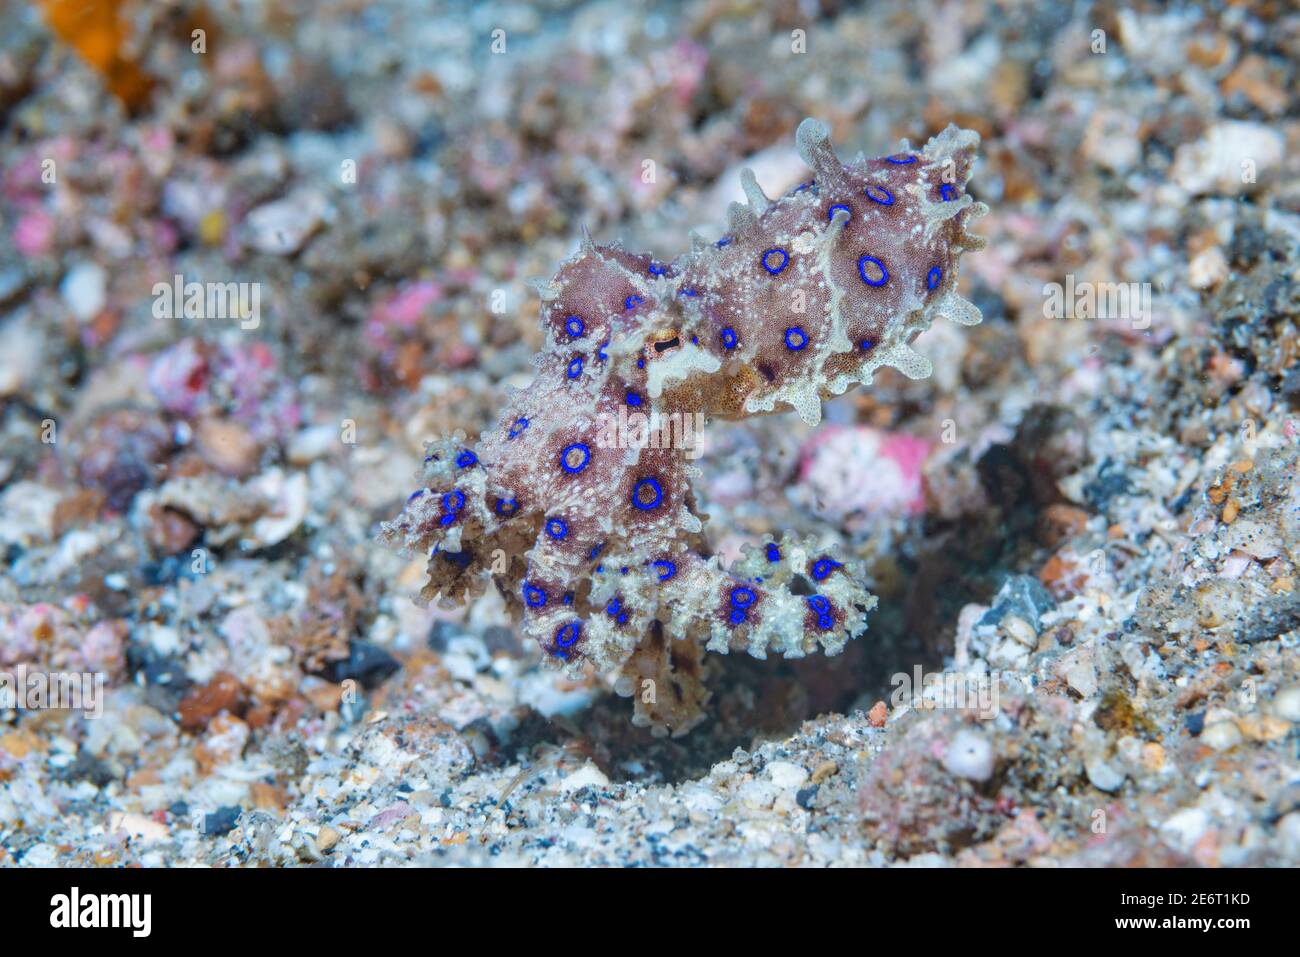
[
  {"x1": 800, "y1": 426, "x2": 931, "y2": 517},
  {"x1": 13, "y1": 210, "x2": 56, "y2": 258},
  {"x1": 365, "y1": 280, "x2": 443, "y2": 350}
]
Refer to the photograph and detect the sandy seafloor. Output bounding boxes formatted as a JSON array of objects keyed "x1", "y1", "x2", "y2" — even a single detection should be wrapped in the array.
[{"x1": 1, "y1": 0, "x2": 1298, "y2": 867}]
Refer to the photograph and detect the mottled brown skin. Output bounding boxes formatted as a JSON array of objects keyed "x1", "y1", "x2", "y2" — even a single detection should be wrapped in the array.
[{"x1": 382, "y1": 120, "x2": 988, "y2": 735}]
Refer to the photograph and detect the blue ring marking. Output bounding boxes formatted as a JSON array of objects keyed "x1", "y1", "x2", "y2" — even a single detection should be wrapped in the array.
[
  {"x1": 560, "y1": 442, "x2": 591, "y2": 474},
  {"x1": 730, "y1": 586, "x2": 756, "y2": 608},
  {"x1": 728, "y1": 608, "x2": 747, "y2": 625},
  {"x1": 625, "y1": 295, "x2": 644, "y2": 310},
  {"x1": 678, "y1": 288, "x2": 700, "y2": 297},
  {"x1": 863, "y1": 185, "x2": 893, "y2": 206},
  {"x1": 508, "y1": 417, "x2": 529, "y2": 439},
  {"x1": 495, "y1": 497, "x2": 519, "y2": 516},
  {"x1": 440, "y1": 549, "x2": 472, "y2": 570},
  {"x1": 589, "y1": 542, "x2": 605, "y2": 561},
  {"x1": 715, "y1": 236, "x2": 733, "y2": 248},
  {"x1": 598, "y1": 342, "x2": 609, "y2": 362},
  {"x1": 927, "y1": 266, "x2": 942, "y2": 290},
  {"x1": 546, "y1": 517, "x2": 568, "y2": 541},
  {"x1": 761, "y1": 248, "x2": 789, "y2": 275},
  {"x1": 721, "y1": 328, "x2": 738, "y2": 350},
  {"x1": 860, "y1": 339, "x2": 875, "y2": 351},
  {"x1": 784, "y1": 327, "x2": 809, "y2": 350},
  {"x1": 563, "y1": 592, "x2": 573, "y2": 605},
  {"x1": 652, "y1": 559, "x2": 677, "y2": 581},
  {"x1": 564, "y1": 315, "x2": 585, "y2": 337},
  {"x1": 619, "y1": 566, "x2": 629, "y2": 574},
  {"x1": 626, "y1": 390, "x2": 642, "y2": 407},
  {"x1": 827, "y1": 204, "x2": 852, "y2": 223},
  {"x1": 940, "y1": 183, "x2": 958, "y2": 201},
  {"x1": 555, "y1": 621, "x2": 581, "y2": 648},
  {"x1": 765, "y1": 543, "x2": 781, "y2": 562},
  {"x1": 523, "y1": 584, "x2": 547, "y2": 608},
  {"x1": 794, "y1": 180, "x2": 815, "y2": 193},
  {"x1": 606, "y1": 597, "x2": 622, "y2": 615},
  {"x1": 408, "y1": 489, "x2": 425, "y2": 502},
  {"x1": 648, "y1": 263, "x2": 666, "y2": 276},
  {"x1": 811, "y1": 557, "x2": 842, "y2": 581},
  {"x1": 885, "y1": 154, "x2": 917, "y2": 165},
  {"x1": 807, "y1": 595, "x2": 831, "y2": 613},
  {"x1": 456, "y1": 450, "x2": 477, "y2": 468},
  {"x1": 858, "y1": 255, "x2": 889, "y2": 287},
  {"x1": 442, "y1": 490, "x2": 465, "y2": 512},
  {"x1": 691, "y1": 335, "x2": 698, "y2": 345},
  {"x1": 632, "y1": 477, "x2": 663, "y2": 511},
  {"x1": 636, "y1": 357, "x2": 646, "y2": 369},
  {"x1": 817, "y1": 614, "x2": 834, "y2": 630},
  {"x1": 567, "y1": 356, "x2": 584, "y2": 379},
  {"x1": 439, "y1": 513, "x2": 457, "y2": 526}
]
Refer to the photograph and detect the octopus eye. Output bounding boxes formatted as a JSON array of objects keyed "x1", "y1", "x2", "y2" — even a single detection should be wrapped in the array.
[{"x1": 650, "y1": 334, "x2": 681, "y2": 355}]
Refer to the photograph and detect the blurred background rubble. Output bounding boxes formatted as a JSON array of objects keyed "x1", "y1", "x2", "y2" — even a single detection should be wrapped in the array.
[{"x1": 0, "y1": 0, "x2": 1297, "y2": 866}]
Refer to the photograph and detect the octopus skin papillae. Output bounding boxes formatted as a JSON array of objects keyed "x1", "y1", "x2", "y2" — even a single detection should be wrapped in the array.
[{"x1": 382, "y1": 119, "x2": 989, "y2": 736}]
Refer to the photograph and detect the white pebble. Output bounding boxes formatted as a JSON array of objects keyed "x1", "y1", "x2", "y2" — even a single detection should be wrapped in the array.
[
  {"x1": 1277, "y1": 812, "x2": 1300, "y2": 859},
  {"x1": 1085, "y1": 755, "x2": 1126, "y2": 793},
  {"x1": 1273, "y1": 687, "x2": 1300, "y2": 723},
  {"x1": 1202, "y1": 720, "x2": 1242, "y2": 751},
  {"x1": 1171, "y1": 121, "x2": 1284, "y2": 196},
  {"x1": 558, "y1": 762, "x2": 610, "y2": 794},
  {"x1": 767, "y1": 761, "x2": 809, "y2": 789},
  {"x1": 942, "y1": 729, "x2": 994, "y2": 781},
  {"x1": 243, "y1": 190, "x2": 328, "y2": 255},
  {"x1": 60, "y1": 261, "x2": 106, "y2": 321},
  {"x1": 1162, "y1": 806, "x2": 1210, "y2": 852}
]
